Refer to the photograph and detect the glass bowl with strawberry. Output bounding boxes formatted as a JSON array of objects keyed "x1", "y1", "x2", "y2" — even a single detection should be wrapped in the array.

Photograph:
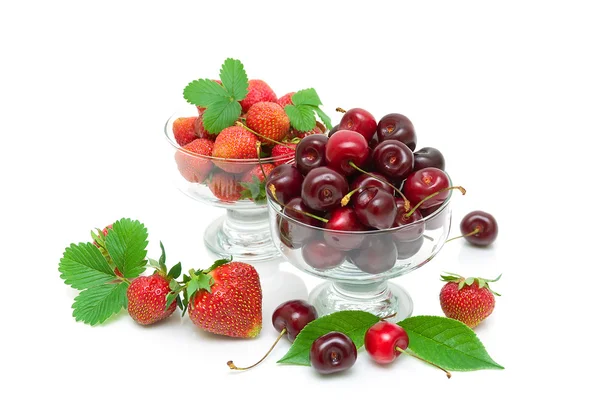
[
  {"x1": 163, "y1": 58, "x2": 331, "y2": 261},
  {"x1": 266, "y1": 107, "x2": 464, "y2": 320}
]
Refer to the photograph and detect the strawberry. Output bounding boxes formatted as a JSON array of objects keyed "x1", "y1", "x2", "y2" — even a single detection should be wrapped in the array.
[
  {"x1": 127, "y1": 243, "x2": 182, "y2": 326},
  {"x1": 208, "y1": 171, "x2": 242, "y2": 201},
  {"x1": 246, "y1": 102, "x2": 290, "y2": 144},
  {"x1": 184, "y1": 259, "x2": 262, "y2": 338},
  {"x1": 193, "y1": 110, "x2": 217, "y2": 140},
  {"x1": 439, "y1": 273, "x2": 501, "y2": 328},
  {"x1": 239, "y1": 79, "x2": 278, "y2": 113},
  {"x1": 240, "y1": 163, "x2": 275, "y2": 202},
  {"x1": 212, "y1": 126, "x2": 259, "y2": 172},
  {"x1": 175, "y1": 138, "x2": 214, "y2": 183},
  {"x1": 277, "y1": 92, "x2": 295, "y2": 108},
  {"x1": 270, "y1": 143, "x2": 296, "y2": 166},
  {"x1": 172, "y1": 116, "x2": 198, "y2": 146}
]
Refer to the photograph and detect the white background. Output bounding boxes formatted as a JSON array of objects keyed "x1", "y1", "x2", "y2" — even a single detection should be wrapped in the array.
[{"x1": 1, "y1": 1, "x2": 598, "y2": 417}]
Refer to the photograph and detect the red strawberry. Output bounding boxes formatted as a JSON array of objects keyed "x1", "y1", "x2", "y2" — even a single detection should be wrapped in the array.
[
  {"x1": 246, "y1": 102, "x2": 290, "y2": 144},
  {"x1": 240, "y1": 163, "x2": 275, "y2": 202},
  {"x1": 193, "y1": 110, "x2": 217, "y2": 140},
  {"x1": 208, "y1": 171, "x2": 242, "y2": 201},
  {"x1": 175, "y1": 138, "x2": 214, "y2": 183},
  {"x1": 212, "y1": 126, "x2": 259, "y2": 172},
  {"x1": 270, "y1": 143, "x2": 296, "y2": 166},
  {"x1": 172, "y1": 116, "x2": 198, "y2": 146},
  {"x1": 439, "y1": 273, "x2": 501, "y2": 328},
  {"x1": 277, "y1": 92, "x2": 295, "y2": 108},
  {"x1": 127, "y1": 273, "x2": 177, "y2": 325},
  {"x1": 239, "y1": 79, "x2": 277, "y2": 113},
  {"x1": 186, "y1": 260, "x2": 262, "y2": 338}
]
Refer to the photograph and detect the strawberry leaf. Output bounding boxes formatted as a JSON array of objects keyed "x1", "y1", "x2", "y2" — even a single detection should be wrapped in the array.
[
  {"x1": 278, "y1": 311, "x2": 380, "y2": 366},
  {"x1": 202, "y1": 99, "x2": 242, "y2": 134},
  {"x1": 72, "y1": 282, "x2": 128, "y2": 325},
  {"x1": 158, "y1": 241, "x2": 166, "y2": 267},
  {"x1": 292, "y1": 88, "x2": 322, "y2": 107},
  {"x1": 285, "y1": 104, "x2": 316, "y2": 132},
  {"x1": 240, "y1": 175, "x2": 267, "y2": 203},
  {"x1": 105, "y1": 218, "x2": 148, "y2": 279},
  {"x1": 201, "y1": 257, "x2": 233, "y2": 274},
  {"x1": 59, "y1": 243, "x2": 117, "y2": 290},
  {"x1": 183, "y1": 79, "x2": 230, "y2": 107},
  {"x1": 168, "y1": 262, "x2": 182, "y2": 279},
  {"x1": 313, "y1": 106, "x2": 333, "y2": 130},
  {"x1": 219, "y1": 58, "x2": 248, "y2": 102},
  {"x1": 397, "y1": 316, "x2": 504, "y2": 371}
]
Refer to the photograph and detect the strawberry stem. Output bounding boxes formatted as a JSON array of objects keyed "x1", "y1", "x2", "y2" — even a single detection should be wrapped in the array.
[
  {"x1": 236, "y1": 121, "x2": 295, "y2": 149},
  {"x1": 404, "y1": 186, "x2": 466, "y2": 219},
  {"x1": 227, "y1": 329, "x2": 287, "y2": 371},
  {"x1": 395, "y1": 346, "x2": 451, "y2": 378}
]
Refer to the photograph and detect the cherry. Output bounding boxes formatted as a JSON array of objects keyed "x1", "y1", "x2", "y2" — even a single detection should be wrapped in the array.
[
  {"x1": 364, "y1": 321, "x2": 451, "y2": 377},
  {"x1": 376, "y1": 113, "x2": 417, "y2": 151},
  {"x1": 328, "y1": 124, "x2": 340, "y2": 138},
  {"x1": 372, "y1": 140, "x2": 414, "y2": 180},
  {"x1": 392, "y1": 197, "x2": 424, "y2": 242},
  {"x1": 310, "y1": 331, "x2": 357, "y2": 374},
  {"x1": 323, "y1": 207, "x2": 367, "y2": 251},
  {"x1": 353, "y1": 188, "x2": 398, "y2": 230},
  {"x1": 278, "y1": 197, "x2": 325, "y2": 248},
  {"x1": 302, "y1": 240, "x2": 346, "y2": 270},
  {"x1": 228, "y1": 300, "x2": 317, "y2": 371},
  {"x1": 395, "y1": 236, "x2": 425, "y2": 259},
  {"x1": 325, "y1": 130, "x2": 370, "y2": 175},
  {"x1": 349, "y1": 235, "x2": 398, "y2": 274},
  {"x1": 295, "y1": 134, "x2": 328, "y2": 175},
  {"x1": 266, "y1": 164, "x2": 304, "y2": 205},
  {"x1": 338, "y1": 107, "x2": 378, "y2": 144},
  {"x1": 447, "y1": 210, "x2": 498, "y2": 246},
  {"x1": 350, "y1": 172, "x2": 395, "y2": 203},
  {"x1": 301, "y1": 167, "x2": 349, "y2": 212},
  {"x1": 402, "y1": 168, "x2": 451, "y2": 210},
  {"x1": 368, "y1": 133, "x2": 380, "y2": 149},
  {"x1": 413, "y1": 146, "x2": 445, "y2": 171}
]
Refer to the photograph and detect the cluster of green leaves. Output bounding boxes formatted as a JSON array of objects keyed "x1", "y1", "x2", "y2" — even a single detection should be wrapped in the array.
[
  {"x1": 278, "y1": 311, "x2": 504, "y2": 372},
  {"x1": 285, "y1": 88, "x2": 332, "y2": 132},
  {"x1": 58, "y1": 218, "x2": 149, "y2": 325},
  {"x1": 240, "y1": 175, "x2": 267, "y2": 203}
]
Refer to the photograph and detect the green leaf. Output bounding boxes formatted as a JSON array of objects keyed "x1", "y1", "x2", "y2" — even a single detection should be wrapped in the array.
[
  {"x1": 285, "y1": 104, "x2": 316, "y2": 132},
  {"x1": 278, "y1": 311, "x2": 380, "y2": 366},
  {"x1": 72, "y1": 282, "x2": 128, "y2": 325},
  {"x1": 201, "y1": 257, "x2": 233, "y2": 274},
  {"x1": 202, "y1": 99, "x2": 242, "y2": 134},
  {"x1": 313, "y1": 106, "x2": 333, "y2": 130},
  {"x1": 398, "y1": 316, "x2": 504, "y2": 371},
  {"x1": 59, "y1": 243, "x2": 117, "y2": 290},
  {"x1": 183, "y1": 78, "x2": 230, "y2": 107},
  {"x1": 165, "y1": 291, "x2": 178, "y2": 310},
  {"x1": 168, "y1": 262, "x2": 182, "y2": 279},
  {"x1": 105, "y1": 218, "x2": 149, "y2": 279},
  {"x1": 219, "y1": 58, "x2": 248, "y2": 101},
  {"x1": 292, "y1": 88, "x2": 322, "y2": 107},
  {"x1": 159, "y1": 241, "x2": 166, "y2": 266},
  {"x1": 240, "y1": 175, "x2": 267, "y2": 203}
]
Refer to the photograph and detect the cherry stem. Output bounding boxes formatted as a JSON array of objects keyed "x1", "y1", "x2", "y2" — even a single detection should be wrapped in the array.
[
  {"x1": 336, "y1": 107, "x2": 346, "y2": 113},
  {"x1": 236, "y1": 121, "x2": 295, "y2": 149},
  {"x1": 404, "y1": 186, "x2": 466, "y2": 219},
  {"x1": 348, "y1": 162, "x2": 410, "y2": 209},
  {"x1": 268, "y1": 184, "x2": 329, "y2": 223},
  {"x1": 395, "y1": 346, "x2": 452, "y2": 379},
  {"x1": 445, "y1": 227, "x2": 481, "y2": 244},
  {"x1": 227, "y1": 329, "x2": 287, "y2": 371},
  {"x1": 379, "y1": 313, "x2": 397, "y2": 321},
  {"x1": 255, "y1": 141, "x2": 267, "y2": 179}
]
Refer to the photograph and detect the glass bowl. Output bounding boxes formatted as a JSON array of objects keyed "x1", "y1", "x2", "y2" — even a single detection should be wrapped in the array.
[
  {"x1": 164, "y1": 107, "x2": 293, "y2": 261},
  {"x1": 267, "y1": 190, "x2": 453, "y2": 321}
]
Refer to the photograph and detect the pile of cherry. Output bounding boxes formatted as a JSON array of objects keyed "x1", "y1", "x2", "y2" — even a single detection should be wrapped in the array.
[{"x1": 266, "y1": 108, "x2": 456, "y2": 275}]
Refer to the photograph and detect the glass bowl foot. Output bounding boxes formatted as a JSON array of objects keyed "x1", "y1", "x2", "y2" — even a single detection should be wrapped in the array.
[{"x1": 308, "y1": 281, "x2": 413, "y2": 322}]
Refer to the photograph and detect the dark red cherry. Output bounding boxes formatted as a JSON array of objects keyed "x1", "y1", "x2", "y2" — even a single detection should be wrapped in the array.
[
  {"x1": 266, "y1": 164, "x2": 304, "y2": 205},
  {"x1": 392, "y1": 197, "x2": 425, "y2": 242},
  {"x1": 349, "y1": 235, "x2": 397, "y2": 274},
  {"x1": 323, "y1": 207, "x2": 367, "y2": 251},
  {"x1": 413, "y1": 147, "x2": 445, "y2": 171},
  {"x1": 301, "y1": 167, "x2": 349, "y2": 212},
  {"x1": 376, "y1": 113, "x2": 417, "y2": 151},
  {"x1": 328, "y1": 124, "x2": 340, "y2": 138},
  {"x1": 372, "y1": 140, "x2": 414, "y2": 180},
  {"x1": 339, "y1": 108, "x2": 378, "y2": 144},
  {"x1": 302, "y1": 240, "x2": 346, "y2": 270},
  {"x1": 354, "y1": 188, "x2": 397, "y2": 230},
  {"x1": 295, "y1": 134, "x2": 328, "y2": 175},
  {"x1": 278, "y1": 197, "x2": 323, "y2": 248},
  {"x1": 364, "y1": 321, "x2": 409, "y2": 364},
  {"x1": 459, "y1": 210, "x2": 498, "y2": 246},
  {"x1": 325, "y1": 130, "x2": 370, "y2": 175},
  {"x1": 272, "y1": 299, "x2": 318, "y2": 342},
  {"x1": 350, "y1": 172, "x2": 395, "y2": 203},
  {"x1": 310, "y1": 331, "x2": 357, "y2": 374},
  {"x1": 395, "y1": 236, "x2": 424, "y2": 259},
  {"x1": 402, "y1": 168, "x2": 450, "y2": 210}
]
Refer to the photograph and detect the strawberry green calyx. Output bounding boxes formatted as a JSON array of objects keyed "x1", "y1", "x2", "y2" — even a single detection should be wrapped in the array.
[{"x1": 440, "y1": 272, "x2": 502, "y2": 296}]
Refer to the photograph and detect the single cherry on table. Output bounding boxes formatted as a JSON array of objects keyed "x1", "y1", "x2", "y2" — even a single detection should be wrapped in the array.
[
  {"x1": 448, "y1": 210, "x2": 498, "y2": 246},
  {"x1": 310, "y1": 331, "x2": 357, "y2": 374}
]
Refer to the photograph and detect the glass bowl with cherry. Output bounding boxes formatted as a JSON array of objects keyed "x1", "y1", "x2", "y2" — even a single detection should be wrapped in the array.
[
  {"x1": 266, "y1": 125, "x2": 462, "y2": 321},
  {"x1": 164, "y1": 106, "x2": 297, "y2": 261}
]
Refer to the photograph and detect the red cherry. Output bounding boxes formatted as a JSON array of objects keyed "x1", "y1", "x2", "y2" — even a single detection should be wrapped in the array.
[
  {"x1": 302, "y1": 240, "x2": 346, "y2": 270},
  {"x1": 325, "y1": 130, "x2": 370, "y2": 175},
  {"x1": 458, "y1": 210, "x2": 498, "y2": 246},
  {"x1": 353, "y1": 188, "x2": 398, "y2": 230},
  {"x1": 364, "y1": 321, "x2": 409, "y2": 364},
  {"x1": 323, "y1": 207, "x2": 367, "y2": 251},
  {"x1": 402, "y1": 168, "x2": 451, "y2": 210},
  {"x1": 339, "y1": 107, "x2": 378, "y2": 143},
  {"x1": 272, "y1": 299, "x2": 318, "y2": 342}
]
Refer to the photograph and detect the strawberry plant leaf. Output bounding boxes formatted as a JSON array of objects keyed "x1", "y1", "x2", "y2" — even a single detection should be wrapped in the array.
[
  {"x1": 292, "y1": 88, "x2": 322, "y2": 107},
  {"x1": 278, "y1": 310, "x2": 380, "y2": 366},
  {"x1": 168, "y1": 262, "x2": 182, "y2": 279},
  {"x1": 59, "y1": 242, "x2": 117, "y2": 290},
  {"x1": 183, "y1": 78, "x2": 230, "y2": 107},
  {"x1": 158, "y1": 241, "x2": 166, "y2": 266},
  {"x1": 72, "y1": 282, "x2": 128, "y2": 325},
  {"x1": 202, "y1": 257, "x2": 233, "y2": 274},
  {"x1": 219, "y1": 58, "x2": 248, "y2": 102},
  {"x1": 240, "y1": 175, "x2": 267, "y2": 203},
  {"x1": 313, "y1": 106, "x2": 333, "y2": 130},
  {"x1": 398, "y1": 315, "x2": 504, "y2": 371},
  {"x1": 165, "y1": 291, "x2": 178, "y2": 310},
  {"x1": 285, "y1": 104, "x2": 316, "y2": 132},
  {"x1": 105, "y1": 218, "x2": 148, "y2": 279},
  {"x1": 202, "y1": 99, "x2": 242, "y2": 134}
]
